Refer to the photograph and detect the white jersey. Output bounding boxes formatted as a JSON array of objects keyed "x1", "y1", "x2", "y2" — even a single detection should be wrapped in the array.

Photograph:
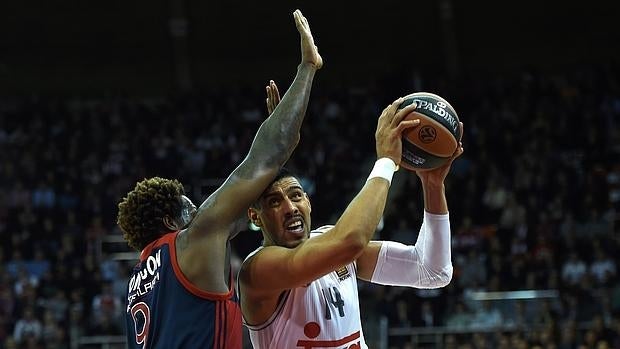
[{"x1": 242, "y1": 231, "x2": 367, "y2": 349}]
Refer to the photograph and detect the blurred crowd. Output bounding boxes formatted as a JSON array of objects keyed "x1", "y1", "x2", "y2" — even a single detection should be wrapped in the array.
[{"x1": 0, "y1": 64, "x2": 619, "y2": 349}]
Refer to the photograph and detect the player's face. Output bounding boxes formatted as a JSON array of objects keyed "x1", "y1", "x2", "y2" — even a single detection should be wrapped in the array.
[
  {"x1": 252, "y1": 176, "x2": 311, "y2": 248},
  {"x1": 178, "y1": 195, "x2": 197, "y2": 229}
]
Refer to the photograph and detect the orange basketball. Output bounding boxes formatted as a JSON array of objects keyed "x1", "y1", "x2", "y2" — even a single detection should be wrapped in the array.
[{"x1": 397, "y1": 92, "x2": 461, "y2": 171}]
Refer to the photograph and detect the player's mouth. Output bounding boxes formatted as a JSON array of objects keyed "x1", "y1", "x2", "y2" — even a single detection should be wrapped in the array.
[{"x1": 284, "y1": 217, "x2": 305, "y2": 236}]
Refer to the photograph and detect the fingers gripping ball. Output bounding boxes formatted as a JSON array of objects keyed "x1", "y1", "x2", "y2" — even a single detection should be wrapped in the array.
[{"x1": 398, "y1": 92, "x2": 461, "y2": 171}]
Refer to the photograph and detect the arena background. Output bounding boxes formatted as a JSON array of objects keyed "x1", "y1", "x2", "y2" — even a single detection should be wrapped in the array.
[{"x1": 1, "y1": 0, "x2": 619, "y2": 348}]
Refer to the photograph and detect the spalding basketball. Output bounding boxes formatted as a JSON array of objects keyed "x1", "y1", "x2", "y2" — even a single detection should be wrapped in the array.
[{"x1": 397, "y1": 92, "x2": 461, "y2": 171}]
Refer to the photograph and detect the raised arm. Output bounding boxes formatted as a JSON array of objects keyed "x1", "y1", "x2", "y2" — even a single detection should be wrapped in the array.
[
  {"x1": 356, "y1": 122, "x2": 464, "y2": 288},
  {"x1": 190, "y1": 10, "x2": 322, "y2": 237},
  {"x1": 242, "y1": 99, "x2": 420, "y2": 296},
  {"x1": 414, "y1": 122, "x2": 464, "y2": 215},
  {"x1": 176, "y1": 10, "x2": 321, "y2": 293}
]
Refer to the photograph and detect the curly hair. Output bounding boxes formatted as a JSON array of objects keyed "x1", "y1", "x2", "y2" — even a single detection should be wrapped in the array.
[{"x1": 117, "y1": 177, "x2": 185, "y2": 251}]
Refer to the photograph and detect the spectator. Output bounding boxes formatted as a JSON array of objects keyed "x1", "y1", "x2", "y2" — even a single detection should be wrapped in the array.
[
  {"x1": 445, "y1": 301, "x2": 472, "y2": 329},
  {"x1": 590, "y1": 247, "x2": 617, "y2": 286},
  {"x1": 457, "y1": 250, "x2": 487, "y2": 291},
  {"x1": 471, "y1": 301, "x2": 503, "y2": 330},
  {"x1": 12, "y1": 307, "x2": 41, "y2": 344},
  {"x1": 562, "y1": 251, "x2": 587, "y2": 287},
  {"x1": 413, "y1": 301, "x2": 437, "y2": 327},
  {"x1": 39, "y1": 289, "x2": 68, "y2": 323},
  {"x1": 90, "y1": 282, "x2": 121, "y2": 329}
]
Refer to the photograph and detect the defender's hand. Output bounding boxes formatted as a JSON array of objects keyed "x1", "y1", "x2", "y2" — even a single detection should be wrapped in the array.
[
  {"x1": 375, "y1": 98, "x2": 420, "y2": 165},
  {"x1": 265, "y1": 80, "x2": 281, "y2": 115},
  {"x1": 294, "y1": 9, "x2": 323, "y2": 69}
]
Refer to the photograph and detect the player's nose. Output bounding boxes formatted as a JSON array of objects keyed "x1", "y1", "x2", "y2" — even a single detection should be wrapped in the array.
[{"x1": 283, "y1": 197, "x2": 299, "y2": 215}]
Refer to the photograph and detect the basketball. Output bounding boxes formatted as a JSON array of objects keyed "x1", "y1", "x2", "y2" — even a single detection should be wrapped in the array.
[{"x1": 397, "y1": 92, "x2": 461, "y2": 171}]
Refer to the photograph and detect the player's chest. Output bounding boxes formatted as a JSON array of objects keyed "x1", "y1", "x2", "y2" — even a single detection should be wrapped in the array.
[{"x1": 300, "y1": 265, "x2": 359, "y2": 315}]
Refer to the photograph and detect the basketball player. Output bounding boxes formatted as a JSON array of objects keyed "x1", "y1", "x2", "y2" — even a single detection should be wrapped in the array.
[
  {"x1": 237, "y1": 85, "x2": 463, "y2": 348},
  {"x1": 117, "y1": 10, "x2": 322, "y2": 349}
]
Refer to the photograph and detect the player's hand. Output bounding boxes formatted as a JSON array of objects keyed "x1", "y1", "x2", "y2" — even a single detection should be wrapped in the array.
[
  {"x1": 265, "y1": 80, "x2": 281, "y2": 115},
  {"x1": 375, "y1": 98, "x2": 419, "y2": 165},
  {"x1": 416, "y1": 122, "x2": 464, "y2": 186},
  {"x1": 294, "y1": 9, "x2": 322, "y2": 69}
]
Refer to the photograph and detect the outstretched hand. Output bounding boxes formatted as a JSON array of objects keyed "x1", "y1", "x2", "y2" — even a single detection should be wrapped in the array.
[
  {"x1": 416, "y1": 122, "x2": 464, "y2": 186},
  {"x1": 265, "y1": 80, "x2": 281, "y2": 115},
  {"x1": 294, "y1": 9, "x2": 323, "y2": 69},
  {"x1": 375, "y1": 98, "x2": 420, "y2": 165}
]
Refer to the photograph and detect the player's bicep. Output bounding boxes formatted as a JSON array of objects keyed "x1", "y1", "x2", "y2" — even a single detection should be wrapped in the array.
[
  {"x1": 241, "y1": 247, "x2": 306, "y2": 294},
  {"x1": 243, "y1": 233, "x2": 361, "y2": 294},
  {"x1": 289, "y1": 230, "x2": 367, "y2": 285},
  {"x1": 356, "y1": 241, "x2": 383, "y2": 281}
]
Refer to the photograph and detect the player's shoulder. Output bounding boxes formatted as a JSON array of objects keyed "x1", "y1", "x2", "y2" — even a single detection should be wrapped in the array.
[{"x1": 241, "y1": 246, "x2": 264, "y2": 267}]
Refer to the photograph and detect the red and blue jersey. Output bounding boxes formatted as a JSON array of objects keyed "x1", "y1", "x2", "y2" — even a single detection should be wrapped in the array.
[{"x1": 125, "y1": 232, "x2": 242, "y2": 349}]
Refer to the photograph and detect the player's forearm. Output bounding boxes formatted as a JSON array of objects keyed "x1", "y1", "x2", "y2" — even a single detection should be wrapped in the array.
[
  {"x1": 187, "y1": 65, "x2": 317, "y2": 234},
  {"x1": 416, "y1": 212, "x2": 452, "y2": 272},
  {"x1": 371, "y1": 212, "x2": 453, "y2": 288},
  {"x1": 332, "y1": 179, "x2": 390, "y2": 253},
  {"x1": 420, "y1": 181, "x2": 448, "y2": 214},
  {"x1": 250, "y1": 63, "x2": 317, "y2": 168}
]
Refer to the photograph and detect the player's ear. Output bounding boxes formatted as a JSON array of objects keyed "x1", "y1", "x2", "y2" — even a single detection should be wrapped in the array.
[
  {"x1": 162, "y1": 215, "x2": 179, "y2": 231},
  {"x1": 248, "y1": 208, "x2": 262, "y2": 227}
]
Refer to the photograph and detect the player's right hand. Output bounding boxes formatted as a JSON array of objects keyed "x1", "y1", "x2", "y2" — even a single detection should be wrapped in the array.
[
  {"x1": 374, "y1": 98, "x2": 419, "y2": 166},
  {"x1": 294, "y1": 9, "x2": 323, "y2": 69}
]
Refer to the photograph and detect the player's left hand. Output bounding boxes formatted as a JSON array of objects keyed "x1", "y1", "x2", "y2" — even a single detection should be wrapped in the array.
[{"x1": 265, "y1": 80, "x2": 281, "y2": 115}]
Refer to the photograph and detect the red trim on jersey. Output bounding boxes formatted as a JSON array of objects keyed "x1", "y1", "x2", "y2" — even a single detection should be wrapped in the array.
[
  {"x1": 169, "y1": 232, "x2": 235, "y2": 300},
  {"x1": 214, "y1": 301, "x2": 221, "y2": 348},
  {"x1": 139, "y1": 232, "x2": 175, "y2": 261},
  {"x1": 139, "y1": 231, "x2": 235, "y2": 301},
  {"x1": 296, "y1": 331, "x2": 361, "y2": 348},
  {"x1": 224, "y1": 297, "x2": 243, "y2": 348}
]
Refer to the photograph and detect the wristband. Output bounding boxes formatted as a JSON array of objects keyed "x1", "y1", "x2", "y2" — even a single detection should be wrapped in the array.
[{"x1": 366, "y1": 158, "x2": 398, "y2": 184}]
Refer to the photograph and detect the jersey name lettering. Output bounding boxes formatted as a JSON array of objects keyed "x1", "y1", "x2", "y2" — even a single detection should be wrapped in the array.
[{"x1": 127, "y1": 249, "x2": 162, "y2": 311}]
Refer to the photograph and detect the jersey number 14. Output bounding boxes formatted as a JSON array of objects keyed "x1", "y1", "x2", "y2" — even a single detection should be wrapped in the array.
[{"x1": 322, "y1": 287, "x2": 345, "y2": 320}]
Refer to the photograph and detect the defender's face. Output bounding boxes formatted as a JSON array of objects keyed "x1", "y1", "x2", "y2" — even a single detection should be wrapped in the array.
[
  {"x1": 179, "y1": 195, "x2": 197, "y2": 229},
  {"x1": 250, "y1": 177, "x2": 311, "y2": 248}
]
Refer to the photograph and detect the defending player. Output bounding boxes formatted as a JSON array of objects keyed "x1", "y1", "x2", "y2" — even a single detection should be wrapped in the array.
[{"x1": 117, "y1": 10, "x2": 322, "y2": 349}]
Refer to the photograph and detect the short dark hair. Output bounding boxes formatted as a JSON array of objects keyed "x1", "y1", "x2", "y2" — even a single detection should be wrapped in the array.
[
  {"x1": 251, "y1": 168, "x2": 300, "y2": 208},
  {"x1": 117, "y1": 177, "x2": 185, "y2": 251}
]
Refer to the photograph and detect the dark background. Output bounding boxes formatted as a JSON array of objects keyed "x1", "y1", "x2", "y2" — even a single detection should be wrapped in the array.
[
  {"x1": 1, "y1": 1, "x2": 620, "y2": 348},
  {"x1": 1, "y1": 0, "x2": 619, "y2": 95}
]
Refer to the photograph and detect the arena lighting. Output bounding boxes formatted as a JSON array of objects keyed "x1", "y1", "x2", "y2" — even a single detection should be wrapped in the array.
[{"x1": 466, "y1": 289, "x2": 559, "y2": 301}]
